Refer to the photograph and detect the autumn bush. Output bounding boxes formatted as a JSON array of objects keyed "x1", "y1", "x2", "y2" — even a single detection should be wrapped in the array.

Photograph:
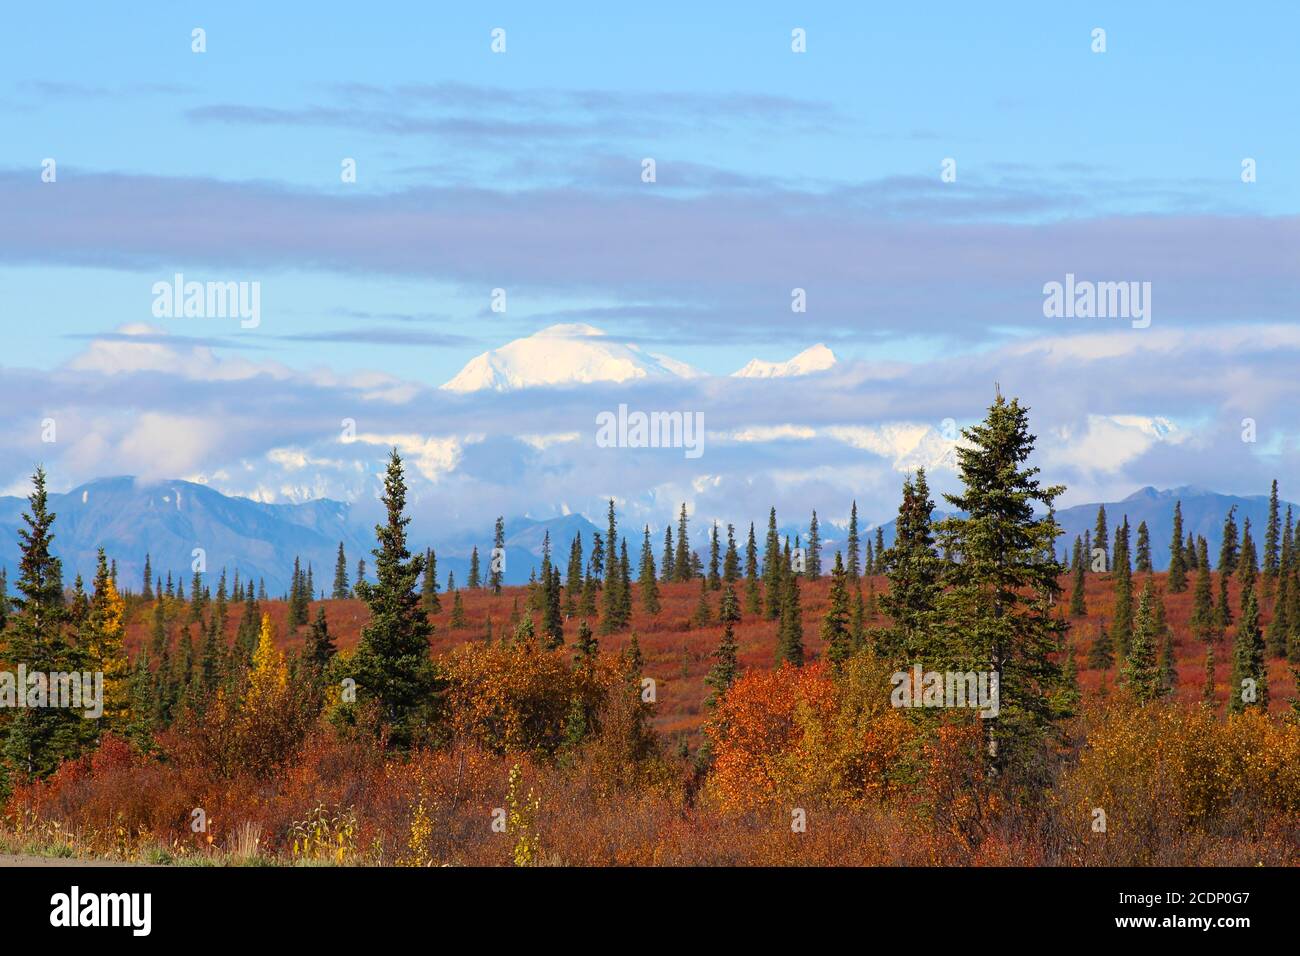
[{"x1": 1054, "y1": 694, "x2": 1300, "y2": 865}]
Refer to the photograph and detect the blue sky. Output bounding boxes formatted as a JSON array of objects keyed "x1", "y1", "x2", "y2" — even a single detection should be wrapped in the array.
[{"x1": 1, "y1": 1, "x2": 1298, "y2": 535}]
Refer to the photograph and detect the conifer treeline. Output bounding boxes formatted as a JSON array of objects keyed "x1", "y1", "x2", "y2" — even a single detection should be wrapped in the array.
[{"x1": 3, "y1": 396, "x2": 1296, "y2": 788}]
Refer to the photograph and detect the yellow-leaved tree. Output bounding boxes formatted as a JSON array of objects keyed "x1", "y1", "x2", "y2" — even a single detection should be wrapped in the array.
[
  {"x1": 235, "y1": 614, "x2": 308, "y2": 776},
  {"x1": 85, "y1": 549, "x2": 131, "y2": 736}
]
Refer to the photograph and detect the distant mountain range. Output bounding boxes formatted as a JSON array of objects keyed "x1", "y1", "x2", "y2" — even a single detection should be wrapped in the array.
[
  {"x1": 0, "y1": 477, "x2": 598, "y2": 596},
  {"x1": 868, "y1": 485, "x2": 1288, "y2": 571},
  {"x1": 0, "y1": 479, "x2": 1283, "y2": 596},
  {"x1": 440, "y1": 323, "x2": 836, "y2": 392}
]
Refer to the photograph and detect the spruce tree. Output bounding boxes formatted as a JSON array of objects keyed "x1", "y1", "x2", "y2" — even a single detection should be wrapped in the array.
[
  {"x1": 639, "y1": 527, "x2": 661, "y2": 615},
  {"x1": 707, "y1": 521, "x2": 721, "y2": 590},
  {"x1": 1238, "y1": 518, "x2": 1258, "y2": 603},
  {"x1": 674, "y1": 503, "x2": 691, "y2": 582},
  {"x1": 1190, "y1": 541, "x2": 1215, "y2": 643},
  {"x1": 1123, "y1": 579, "x2": 1164, "y2": 702},
  {"x1": 305, "y1": 606, "x2": 336, "y2": 670},
  {"x1": 1266, "y1": 560, "x2": 1291, "y2": 658},
  {"x1": 564, "y1": 533, "x2": 583, "y2": 616},
  {"x1": 1110, "y1": 520, "x2": 1134, "y2": 659},
  {"x1": 762, "y1": 508, "x2": 781, "y2": 620},
  {"x1": 691, "y1": 575, "x2": 713, "y2": 628},
  {"x1": 704, "y1": 585, "x2": 741, "y2": 709},
  {"x1": 1265, "y1": 479, "x2": 1280, "y2": 586},
  {"x1": 1229, "y1": 586, "x2": 1266, "y2": 713},
  {"x1": 606, "y1": 499, "x2": 619, "y2": 584},
  {"x1": 1167, "y1": 501, "x2": 1187, "y2": 592},
  {"x1": 935, "y1": 393, "x2": 1066, "y2": 781},
  {"x1": 1069, "y1": 536, "x2": 1087, "y2": 617},
  {"x1": 846, "y1": 501, "x2": 861, "y2": 581},
  {"x1": 421, "y1": 548, "x2": 440, "y2": 614},
  {"x1": 448, "y1": 574, "x2": 468, "y2": 630},
  {"x1": 661, "y1": 526, "x2": 674, "y2": 582},
  {"x1": 142, "y1": 554, "x2": 153, "y2": 600},
  {"x1": 775, "y1": 566, "x2": 804, "y2": 667},
  {"x1": 806, "y1": 511, "x2": 822, "y2": 579},
  {"x1": 2, "y1": 468, "x2": 79, "y2": 779},
  {"x1": 349, "y1": 450, "x2": 439, "y2": 748},
  {"x1": 1219, "y1": 506, "x2": 1239, "y2": 576},
  {"x1": 333, "y1": 542, "x2": 350, "y2": 599},
  {"x1": 744, "y1": 522, "x2": 762, "y2": 616},
  {"x1": 468, "y1": 546, "x2": 481, "y2": 589},
  {"x1": 490, "y1": 516, "x2": 506, "y2": 595},
  {"x1": 542, "y1": 564, "x2": 562, "y2": 648},
  {"x1": 1093, "y1": 505, "x2": 1109, "y2": 571},
  {"x1": 1087, "y1": 620, "x2": 1114, "y2": 670},
  {"x1": 821, "y1": 552, "x2": 853, "y2": 670},
  {"x1": 880, "y1": 469, "x2": 942, "y2": 662},
  {"x1": 589, "y1": 531, "x2": 605, "y2": 585},
  {"x1": 1135, "y1": 521, "x2": 1152, "y2": 573},
  {"x1": 723, "y1": 524, "x2": 740, "y2": 583}
]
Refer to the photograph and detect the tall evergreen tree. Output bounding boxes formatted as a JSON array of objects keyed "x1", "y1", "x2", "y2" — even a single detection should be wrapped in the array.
[
  {"x1": 1093, "y1": 505, "x2": 1109, "y2": 571},
  {"x1": 880, "y1": 469, "x2": 942, "y2": 661},
  {"x1": 846, "y1": 501, "x2": 862, "y2": 581},
  {"x1": 1266, "y1": 558, "x2": 1291, "y2": 659},
  {"x1": 490, "y1": 516, "x2": 506, "y2": 595},
  {"x1": 1229, "y1": 586, "x2": 1267, "y2": 713},
  {"x1": 468, "y1": 547, "x2": 481, "y2": 589},
  {"x1": 1, "y1": 468, "x2": 79, "y2": 780},
  {"x1": 332, "y1": 542, "x2": 350, "y2": 599},
  {"x1": 762, "y1": 508, "x2": 782, "y2": 620},
  {"x1": 1265, "y1": 479, "x2": 1281, "y2": 587},
  {"x1": 1219, "y1": 506, "x2": 1240, "y2": 576},
  {"x1": 775, "y1": 565, "x2": 804, "y2": 667},
  {"x1": 744, "y1": 522, "x2": 762, "y2": 616},
  {"x1": 673, "y1": 503, "x2": 691, "y2": 582},
  {"x1": 723, "y1": 523, "x2": 740, "y2": 583},
  {"x1": 660, "y1": 526, "x2": 674, "y2": 582},
  {"x1": 605, "y1": 499, "x2": 619, "y2": 584},
  {"x1": 142, "y1": 554, "x2": 153, "y2": 600},
  {"x1": 1190, "y1": 539, "x2": 1216, "y2": 643},
  {"x1": 691, "y1": 575, "x2": 713, "y2": 628},
  {"x1": 421, "y1": 548, "x2": 440, "y2": 614},
  {"x1": 565, "y1": 533, "x2": 584, "y2": 615},
  {"x1": 1069, "y1": 536, "x2": 1087, "y2": 617},
  {"x1": 589, "y1": 532, "x2": 605, "y2": 585},
  {"x1": 1238, "y1": 518, "x2": 1259, "y2": 603},
  {"x1": 541, "y1": 563, "x2": 562, "y2": 648},
  {"x1": 1110, "y1": 519, "x2": 1134, "y2": 659},
  {"x1": 1167, "y1": 501, "x2": 1187, "y2": 593},
  {"x1": 1134, "y1": 521, "x2": 1152, "y2": 573},
  {"x1": 349, "y1": 450, "x2": 439, "y2": 748},
  {"x1": 302, "y1": 607, "x2": 336, "y2": 673},
  {"x1": 707, "y1": 521, "x2": 721, "y2": 590},
  {"x1": 704, "y1": 584, "x2": 741, "y2": 708},
  {"x1": 821, "y1": 552, "x2": 853, "y2": 669},
  {"x1": 638, "y1": 527, "x2": 660, "y2": 615},
  {"x1": 935, "y1": 393, "x2": 1066, "y2": 781},
  {"x1": 806, "y1": 511, "x2": 823, "y2": 579},
  {"x1": 1123, "y1": 579, "x2": 1164, "y2": 703}
]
